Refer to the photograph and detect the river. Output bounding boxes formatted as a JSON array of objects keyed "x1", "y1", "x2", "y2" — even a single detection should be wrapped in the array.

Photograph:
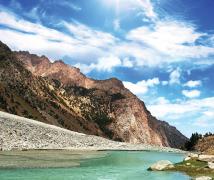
[{"x1": 0, "y1": 150, "x2": 190, "y2": 180}]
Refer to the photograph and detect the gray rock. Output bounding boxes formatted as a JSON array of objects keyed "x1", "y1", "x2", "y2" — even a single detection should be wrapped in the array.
[{"x1": 148, "y1": 160, "x2": 174, "y2": 171}]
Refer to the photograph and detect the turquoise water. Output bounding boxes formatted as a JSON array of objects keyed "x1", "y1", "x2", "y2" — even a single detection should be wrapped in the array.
[{"x1": 0, "y1": 150, "x2": 190, "y2": 180}]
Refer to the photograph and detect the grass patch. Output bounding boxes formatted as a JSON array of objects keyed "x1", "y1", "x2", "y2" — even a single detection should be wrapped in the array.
[{"x1": 167, "y1": 159, "x2": 214, "y2": 178}]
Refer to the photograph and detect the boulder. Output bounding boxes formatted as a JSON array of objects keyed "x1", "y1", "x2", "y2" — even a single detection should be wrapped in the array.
[
  {"x1": 148, "y1": 160, "x2": 174, "y2": 171},
  {"x1": 195, "y1": 176, "x2": 212, "y2": 180},
  {"x1": 198, "y1": 155, "x2": 214, "y2": 162},
  {"x1": 208, "y1": 162, "x2": 214, "y2": 169}
]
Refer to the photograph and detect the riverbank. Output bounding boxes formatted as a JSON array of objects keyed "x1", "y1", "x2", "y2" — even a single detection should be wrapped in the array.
[
  {"x1": 168, "y1": 158, "x2": 214, "y2": 179},
  {"x1": 149, "y1": 153, "x2": 214, "y2": 179},
  {"x1": 0, "y1": 111, "x2": 184, "y2": 153}
]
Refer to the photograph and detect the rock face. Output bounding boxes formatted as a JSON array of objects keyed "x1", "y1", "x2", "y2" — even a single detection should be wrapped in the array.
[
  {"x1": 195, "y1": 135, "x2": 214, "y2": 155},
  {"x1": 148, "y1": 160, "x2": 174, "y2": 171},
  {"x1": 0, "y1": 41, "x2": 188, "y2": 148}
]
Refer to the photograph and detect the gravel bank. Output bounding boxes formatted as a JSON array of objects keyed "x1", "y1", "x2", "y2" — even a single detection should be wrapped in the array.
[{"x1": 0, "y1": 111, "x2": 184, "y2": 152}]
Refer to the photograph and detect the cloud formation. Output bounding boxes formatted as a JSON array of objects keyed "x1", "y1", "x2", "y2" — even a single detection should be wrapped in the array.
[
  {"x1": 183, "y1": 80, "x2": 202, "y2": 88},
  {"x1": 123, "y1": 78, "x2": 160, "y2": 95},
  {"x1": 147, "y1": 96, "x2": 214, "y2": 128},
  {"x1": 182, "y1": 90, "x2": 201, "y2": 98},
  {"x1": 169, "y1": 68, "x2": 181, "y2": 85}
]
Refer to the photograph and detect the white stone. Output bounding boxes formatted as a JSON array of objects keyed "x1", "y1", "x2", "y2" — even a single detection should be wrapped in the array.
[
  {"x1": 208, "y1": 162, "x2": 214, "y2": 169},
  {"x1": 195, "y1": 176, "x2": 212, "y2": 180},
  {"x1": 198, "y1": 155, "x2": 214, "y2": 162},
  {"x1": 149, "y1": 160, "x2": 174, "y2": 171},
  {"x1": 184, "y1": 156, "x2": 191, "y2": 161},
  {"x1": 186, "y1": 163, "x2": 191, "y2": 166}
]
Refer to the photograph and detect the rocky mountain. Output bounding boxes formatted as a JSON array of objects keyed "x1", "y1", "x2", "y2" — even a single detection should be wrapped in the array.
[{"x1": 0, "y1": 41, "x2": 188, "y2": 148}]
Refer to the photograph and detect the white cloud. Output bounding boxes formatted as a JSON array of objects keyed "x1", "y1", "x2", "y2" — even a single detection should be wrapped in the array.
[
  {"x1": 64, "y1": 21, "x2": 117, "y2": 48},
  {"x1": 137, "y1": 0, "x2": 157, "y2": 19},
  {"x1": 75, "y1": 56, "x2": 135, "y2": 73},
  {"x1": 94, "y1": 56, "x2": 122, "y2": 71},
  {"x1": 101, "y1": 0, "x2": 156, "y2": 19},
  {"x1": 123, "y1": 78, "x2": 160, "y2": 95},
  {"x1": 75, "y1": 55, "x2": 122, "y2": 73},
  {"x1": 147, "y1": 96, "x2": 214, "y2": 136},
  {"x1": 60, "y1": 1, "x2": 82, "y2": 11},
  {"x1": 0, "y1": 8, "x2": 214, "y2": 71},
  {"x1": 169, "y1": 68, "x2": 181, "y2": 84},
  {"x1": 154, "y1": 97, "x2": 170, "y2": 104},
  {"x1": 182, "y1": 90, "x2": 201, "y2": 98},
  {"x1": 122, "y1": 57, "x2": 134, "y2": 68},
  {"x1": 126, "y1": 20, "x2": 214, "y2": 59},
  {"x1": 0, "y1": 10, "x2": 117, "y2": 61},
  {"x1": 147, "y1": 97, "x2": 214, "y2": 121},
  {"x1": 184, "y1": 80, "x2": 202, "y2": 88}
]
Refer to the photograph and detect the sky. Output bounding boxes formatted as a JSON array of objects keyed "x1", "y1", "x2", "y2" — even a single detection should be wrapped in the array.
[{"x1": 0, "y1": 0, "x2": 213, "y2": 137}]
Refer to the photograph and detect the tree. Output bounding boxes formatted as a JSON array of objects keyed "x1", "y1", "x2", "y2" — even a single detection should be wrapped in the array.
[
  {"x1": 185, "y1": 132, "x2": 202, "y2": 151},
  {"x1": 204, "y1": 132, "x2": 213, "y2": 137}
]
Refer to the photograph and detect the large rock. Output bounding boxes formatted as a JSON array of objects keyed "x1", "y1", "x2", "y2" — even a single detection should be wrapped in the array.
[
  {"x1": 195, "y1": 176, "x2": 212, "y2": 180},
  {"x1": 148, "y1": 160, "x2": 174, "y2": 171},
  {"x1": 208, "y1": 162, "x2": 214, "y2": 169},
  {"x1": 198, "y1": 155, "x2": 214, "y2": 162}
]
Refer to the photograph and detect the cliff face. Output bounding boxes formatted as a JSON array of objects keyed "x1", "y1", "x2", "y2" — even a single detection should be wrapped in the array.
[{"x1": 0, "y1": 42, "x2": 187, "y2": 148}]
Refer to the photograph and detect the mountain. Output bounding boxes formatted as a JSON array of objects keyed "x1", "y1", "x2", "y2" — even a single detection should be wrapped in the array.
[{"x1": 0, "y1": 41, "x2": 188, "y2": 148}]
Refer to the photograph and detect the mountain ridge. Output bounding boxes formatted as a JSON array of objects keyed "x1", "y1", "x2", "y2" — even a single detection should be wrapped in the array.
[{"x1": 0, "y1": 41, "x2": 188, "y2": 148}]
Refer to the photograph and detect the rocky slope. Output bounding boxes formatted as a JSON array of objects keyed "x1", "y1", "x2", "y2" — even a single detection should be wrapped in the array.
[
  {"x1": 0, "y1": 111, "x2": 184, "y2": 152},
  {"x1": 0, "y1": 41, "x2": 188, "y2": 148}
]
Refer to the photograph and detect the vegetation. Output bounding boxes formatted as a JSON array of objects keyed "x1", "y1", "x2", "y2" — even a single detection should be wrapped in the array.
[
  {"x1": 0, "y1": 41, "x2": 12, "y2": 61},
  {"x1": 167, "y1": 159, "x2": 214, "y2": 178},
  {"x1": 184, "y1": 132, "x2": 202, "y2": 151},
  {"x1": 110, "y1": 93, "x2": 125, "y2": 102},
  {"x1": 204, "y1": 132, "x2": 214, "y2": 137}
]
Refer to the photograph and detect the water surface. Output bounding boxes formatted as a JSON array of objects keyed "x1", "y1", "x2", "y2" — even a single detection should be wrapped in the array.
[{"x1": 0, "y1": 150, "x2": 190, "y2": 180}]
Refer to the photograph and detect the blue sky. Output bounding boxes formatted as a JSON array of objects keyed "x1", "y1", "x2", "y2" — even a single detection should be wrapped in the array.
[{"x1": 0, "y1": 0, "x2": 214, "y2": 137}]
